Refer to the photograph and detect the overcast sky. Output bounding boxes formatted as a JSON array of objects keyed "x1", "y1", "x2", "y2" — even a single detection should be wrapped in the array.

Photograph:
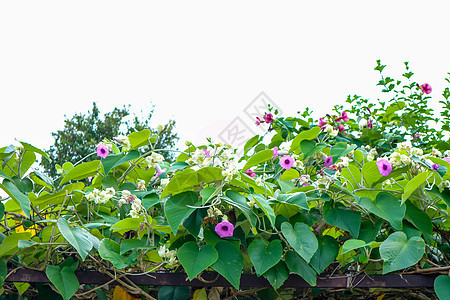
[{"x1": 1, "y1": 1, "x2": 450, "y2": 153}]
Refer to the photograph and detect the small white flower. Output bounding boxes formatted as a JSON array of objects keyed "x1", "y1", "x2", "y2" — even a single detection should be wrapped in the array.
[
  {"x1": 137, "y1": 180, "x2": 146, "y2": 191},
  {"x1": 389, "y1": 151, "x2": 402, "y2": 167},
  {"x1": 156, "y1": 124, "x2": 164, "y2": 132},
  {"x1": 114, "y1": 135, "x2": 131, "y2": 151},
  {"x1": 400, "y1": 154, "x2": 411, "y2": 166},
  {"x1": 359, "y1": 119, "x2": 368, "y2": 130},
  {"x1": 160, "y1": 178, "x2": 170, "y2": 188}
]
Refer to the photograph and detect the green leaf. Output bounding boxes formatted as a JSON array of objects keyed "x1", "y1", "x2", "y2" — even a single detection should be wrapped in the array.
[
  {"x1": 197, "y1": 167, "x2": 224, "y2": 183},
  {"x1": 300, "y1": 140, "x2": 327, "y2": 159},
  {"x1": 0, "y1": 232, "x2": 31, "y2": 257},
  {"x1": 0, "y1": 180, "x2": 31, "y2": 217},
  {"x1": 120, "y1": 239, "x2": 154, "y2": 255},
  {"x1": 281, "y1": 222, "x2": 318, "y2": 263},
  {"x1": 361, "y1": 161, "x2": 382, "y2": 187},
  {"x1": 276, "y1": 192, "x2": 309, "y2": 210},
  {"x1": 60, "y1": 160, "x2": 101, "y2": 185},
  {"x1": 290, "y1": 126, "x2": 322, "y2": 154},
  {"x1": 263, "y1": 261, "x2": 289, "y2": 290},
  {"x1": 224, "y1": 191, "x2": 257, "y2": 231},
  {"x1": 309, "y1": 235, "x2": 339, "y2": 274},
  {"x1": 405, "y1": 200, "x2": 432, "y2": 237},
  {"x1": 98, "y1": 238, "x2": 128, "y2": 269},
  {"x1": 358, "y1": 193, "x2": 405, "y2": 231},
  {"x1": 330, "y1": 142, "x2": 357, "y2": 163},
  {"x1": 164, "y1": 191, "x2": 199, "y2": 235},
  {"x1": 248, "y1": 239, "x2": 283, "y2": 276},
  {"x1": 102, "y1": 151, "x2": 140, "y2": 175},
  {"x1": 19, "y1": 141, "x2": 50, "y2": 161},
  {"x1": 211, "y1": 241, "x2": 243, "y2": 290},
  {"x1": 160, "y1": 169, "x2": 199, "y2": 199},
  {"x1": 177, "y1": 242, "x2": 218, "y2": 280},
  {"x1": 45, "y1": 264, "x2": 79, "y2": 300},
  {"x1": 0, "y1": 259, "x2": 6, "y2": 287},
  {"x1": 248, "y1": 194, "x2": 275, "y2": 226},
  {"x1": 183, "y1": 208, "x2": 206, "y2": 237},
  {"x1": 158, "y1": 286, "x2": 190, "y2": 300},
  {"x1": 110, "y1": 217, "x2": 144, "y2": 234},
  {"x1": 280, "y1": 169, "x2": 300, "y2": 181},
  {"x1": 434, "y1": 275, "x2": 450, "y2": 300},
  {"x1": 57, "y1": 218, "x2": 93, "y2": 261},
  {"x1": 242, "y1": 149, "x2": 274, "y2": 171},
  {"x1": 244, "y1": 135, "x2": 262, "y2": 155},
  {"x1": 128, "y1": 129, "x2": 151, "y2": 149},
  {"x1": 380, "y1": 232, "x2": 425, "y2": 274},
  {"x1": 323, "y1": 202, "x2": 361, "y2": 238},
  {"x1": 402, "y1": 171, "x2": 429, "y2": 204},
  {"x1": 285, "y1": 251, "x2": 317, "y2": 286},
  {"x1": 341, "y1": 239, "x2": 368, "y2": 254},
  {"x1": 0, "y1": 170, "x2": 12, "y2": 181}
]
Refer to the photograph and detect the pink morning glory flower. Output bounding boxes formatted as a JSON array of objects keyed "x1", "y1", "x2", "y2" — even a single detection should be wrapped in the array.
[
  {"x1": 153, "y1": 164, "x2": 167, "y2": 178},
  {"x1": 324, "y1": 156, "x2": 333, "y2": 168},
  {"x1": 255, "y1": 117, "x2": 262, "y2": 125},
  {"x1": 367, "y1": 118, "x2": 373, "y2": 129},
  {"x1": 377, "y1": 159, "x2": 392, "y2": 176},
  {"x1": 432, "y1": 163, "x2": 440, "y2": 171},
  {"x1": 421, "y1": 83, "x2": 432, "y2": 94},
  {"x1": 273, "y1": 147, "x2": 278, "y2": 159},
  {"x1": 215, "y1": 221, "x2": 234, "y2": 238},
  {"x1": 338, "y1": 124, "x2": 345, "y2": 132},
  {"x1": 97, "y1": 144, "x2": 109, "y2": 159},
  {"x1": 202, "y1": 149, "x2": 210, "y2": 157},
  {"x1": 444, "y1": 157, "x2": 450, "y2": 163},
  {"x1": 245, "y1": 169, "x2": 256, "y2": 177},
  {"x1": 318, "y1": 117, "x2": 327, "y2": 128},
  {"x1": 280, "y1": 155, "x2": 294, "y2": 170},
  {"x1": 413, "y1": 133, "x2": 420, "y2": 140},
  {"x1": 341, "y1": 111, "x2": 349, "y2": 122},
  {"x1": 264, "y1": 113, "x2": 274, "y2": 124}
]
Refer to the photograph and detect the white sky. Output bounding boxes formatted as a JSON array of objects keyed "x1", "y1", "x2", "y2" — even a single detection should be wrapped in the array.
[{"x1": 1, "y1": 1, "x2": 450, "y2": 153}]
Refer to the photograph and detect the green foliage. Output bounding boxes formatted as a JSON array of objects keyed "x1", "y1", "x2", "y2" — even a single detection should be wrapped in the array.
[{"x1": 0, "y1": 61, "x2": 449, "y2": 299}]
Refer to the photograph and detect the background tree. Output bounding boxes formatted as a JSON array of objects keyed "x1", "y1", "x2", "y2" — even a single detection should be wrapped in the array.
[{"x1": 41, "y1": 102, "x2": 178, "y2": 177}]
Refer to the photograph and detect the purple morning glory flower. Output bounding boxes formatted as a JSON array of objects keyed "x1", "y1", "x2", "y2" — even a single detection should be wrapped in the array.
[
  {"x1": 324, "y1": 156, "x2": 333, "y2": 168},
  {"x1": 432, "y1": 163, "x2": 440, "y2": 171},
  {"x1": 280, "y1": 155, "x2": 294, "y2": 170},
  {"x1": 97, "y1": 144, "x2": 109, "y2": 159},
  {"x1": 215, "y1": 221, "x2": 234, "y2": 238},
  {"x1": 377, "y1": 159, "x2": 392, "y2": 176},
  {"x1": 421, "y1": 83, "x2": 432, "y2": 94}
]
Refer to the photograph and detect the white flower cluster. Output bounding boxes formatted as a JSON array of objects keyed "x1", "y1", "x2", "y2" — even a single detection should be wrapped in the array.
[
  {"x1": 114, "y1": 135, "x2": 131, "y2": 151},
  {"x1": 137, "y1": 179, "x2": 146, "y2": 191},
  {"x1": 297, "y1": 174, "x2": 311, "y2": 186},
  {"x1": 438, "y1": 180, "x2": 450, "y2": 190},
  {"x1": 325, "y1": 125, "x2": 338, "y2": 138},
  {"x1": 145, "y1": 152, "x2": 164, "y2": 168},
  {"x1": 207, "y1": 206, "x2": 223, "y2": 219},
  {"x1": 336, "y1": 156, "x2": 350, "y2": 169},
  {"x1": 158, "y1": 245, "x2": 178, "y2": 267},
  {"x1": 118, "y1": 190, "x2": 145, "y2": 218},
  {"x1": 186, "y1": 148, "x2": 212, "y2": 167},
  {"x1": 222, "y1": 162, "x2": 239, "y2": 182},
  {"x1": 85, "y1": 188, "x2": 115, "y2": 204},
  {"x1": 366, "y1": 148, "x2": 378, "y2": 161},
  {"x1": 255, "y1": 173, "x2": 269, "y2": 186},
  {"x1": 388, "y1": 141, "x2": 424, "y2": 167}
]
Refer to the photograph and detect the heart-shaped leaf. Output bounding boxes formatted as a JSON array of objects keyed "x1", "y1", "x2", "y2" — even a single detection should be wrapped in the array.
[
  {"x1": 248, "y1": 239, "x2": 283, "y2": 276},
  {"x1": 434, "y1": 275, "x2": 450, "y2": 300},
  {"x1": 164, "y1": 191, "x2": 199, "y2": 235},
  {"x1": 211, "y1": 241, "x2": 243, "y2": 289},
  {"x1": 45, "y1": 260, "x2": 79, "y2": 300},
  {"x1": 285, "y1": 251, "x2": 317, "y2": 286},
  {"x1": 358, "y1": 193, "x2": 405, "y2": 231},
  {"x1": 57, "y1": 218, "x2": 93, "y2": 261},
  {"x1": 263, "y1": 261, "x2": 289, "y2": 290},
  {"x1": 323, "y1": 202, "x2": 361, "y2": 238},
  {"x1": 98, "y1": 238, "x2": 128, "y2": 269},
  {"x1": 309, "y1": 235, "x2": 339, "y2": 274},
  {"x1": 177, "y1": 242, "x2": 218, "y2": 280},
  {"x1": 281, "y1": 222, "x2": 318, "y2": 263},
  {"x1": 380, "y1": 231, "x2": 425, "y2": 274},
  {"x1": 158, "y1": 286, "x2": 190, "y2": 300}
]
